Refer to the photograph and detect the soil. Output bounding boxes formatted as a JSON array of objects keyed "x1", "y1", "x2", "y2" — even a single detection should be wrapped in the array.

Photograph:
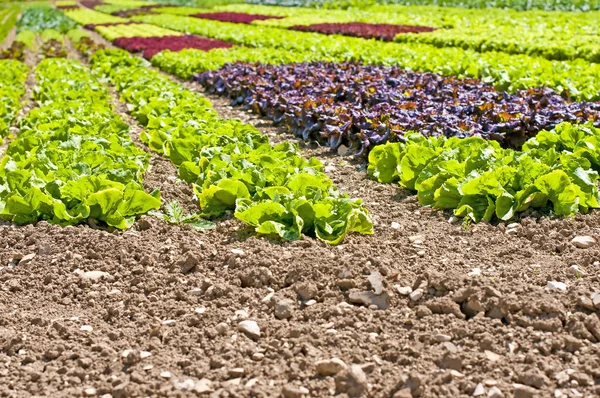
[{"x1": 1, "y1": 33, "x2": 600, "y2": 398}]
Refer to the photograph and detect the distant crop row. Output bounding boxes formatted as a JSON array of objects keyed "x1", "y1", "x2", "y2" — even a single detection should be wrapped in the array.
[
  {"x1": 197, "y1": 61, "x2": 600, "y2": 155},
  {"x1": 91, "y1": 49, "x2": 373, "y2": 243},
  {"x1": 134, "y1": 13, "x2": 600, "y2": 101},
  {"x1": 215, "y1": 4, "x2": 600, "y2": 63},
  {"x1": 0, "y1": 57, "x2": 161, "y2": 227},
  {"x1": 17, "y1": 7, "x2": 79, "y2": 33},
  {"x1": 244, "y1": 0, "x2": 600, "y2": 11}
]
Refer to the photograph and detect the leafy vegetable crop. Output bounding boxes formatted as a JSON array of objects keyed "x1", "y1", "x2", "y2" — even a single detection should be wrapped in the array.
[
  {"x1": 290, "y1": 22, "x2": 435, "y2": 41},
  {"x1": 151, "y1": 46, "x2": 336, "y2": 79},
  {"x1": 68, "y1": 28, "x2": 105, "y2": 54},
  {"x1": 90, "y1": 49, "x2": 372, "y2": 244},
  {"x1": 17, "y1": 8, "x2": 79, "y2": 33},
  {"x1": 111, "y1": 5, "x2": 162, "y2": 17},
  {"x1": 64, "y1": 8, "x2": 129, "y2": 25},
  {"x1": 0, "y1": 8, "x2": 19, "y2": 41},
  {"x1": 14, "y1": 30, "x2": 37, "y2": 48},
  {"x1": 196, "y1": 61, "x2": 599, "y2": 155},
  {"x1": 40, "y1": 29, "x2": 67, "y2": 58},
  {"x1": 190, "y1": 11, "x2": 284, "y2": 24},
  {"x1": 244, "y1": 0, "x2": 600, "y2": 11},
  {"x1": 80, "y1": 0, "x2": 105, "y2": 8},
  {"x1": 0, "y1": 58, "x2": 161, "y2": 228},
  {"x1": 220, "y1": 3, "x2": 600, "y2": 63},
  {"x1": 0, "y1": 60, "x2": 28, "y2": 142},
  {"x1": 368, "y1": 122, "x2": 600, "y2": 222},
  {"x1": 113, "y1": 34, "x2": 233, "y2": 59},
  {"x1": 133, "y1": 14, "x2": 600, "y2": 101},
  {"x1": 95, "y1": 22, "x2": 183, "y2": 41}
]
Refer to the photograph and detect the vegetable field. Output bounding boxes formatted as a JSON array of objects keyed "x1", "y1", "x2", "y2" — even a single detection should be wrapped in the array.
[{"x1": 0, "y1": 1, "x2": 599, "y2": 397}]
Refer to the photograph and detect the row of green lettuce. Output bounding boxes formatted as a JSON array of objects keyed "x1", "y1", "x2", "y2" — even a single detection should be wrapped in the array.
[
  {"x1": 90, "y1": 49, "x2": 373, "y2": 244},
  {"x1": 368, "y1": 122, "x2": 600, "y2": 222},
  {"x1": 207, "y1": 3, "x2": 600, "y2": 63},
  {"x1": 0, "y1": 60, "x2": 28, "y2": 144},
  {"x1": 0, "y1": 57, "x2": 161, "y2": 228},
  {"x1": 133, "y1": 13, "x2": 600, "y2": 101},
  {"x1": 151, "y1": 46, "x2": 337, "y2": 80},
  {"x1": 242, "y1": 0, "x2": 600, "y2": 11},
  {"x1": 0, "y1": 7, "x2": 19, "y2": 42}
]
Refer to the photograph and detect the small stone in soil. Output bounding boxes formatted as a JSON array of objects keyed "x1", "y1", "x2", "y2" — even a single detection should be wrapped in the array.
[
  {"x1": 568, "y1": 264, "x2": 586, "y2": 276},
  {"x1": 237, "y1": 320, "x2": 260, "y2": 340},
  {"x1": 175, "y1": 252, "x2": 200, "y2": 274},
  {"x1": 334, "y1": 365, "x2": 367, "y2": 398},
  {"x1": 315, "y1": 358, "x2": 347, "y2": 376},
  {"x1": 484, "y1": 350, "x2": 501, "y2": 362},
  {"x1": 570, "y1": 236, "x2": 596, "y2": 248},
  {"x1": 487, "y1": 386, "x2": 504, "y2": 398},
  {"x1": 547, "y1": 281, "x2": 567, "y2": 292},
  {"x1": 395, "y1": 285, "x2": 412, "y2": 296},
  {"x1": 473, "y1": 383, "x2": 485, "y2": 396},
  {"x1": 435, "y1": 334, "x2": 451, "y2": 342},
  {"x1": 348, "y1": 291, "x2": 390, "y2": 310},
  {"x1": 81, "y1": 271, "x2": 110, "y2": 282},
  {"x1": 409, "y1": 288, "x2": 424, "y2": 301},
  {"x1": 274, "y1": 298, "x2": 295, "y2": 319},
  {"x1": 229, "y1": 368, "x2": 245, "y2": 378},
  {"x1": 215, "y1": 322, "x2": 228, "y2": 335},
  {"x1": 18, "y1": 253, "x2": 36, "y2": 265},
  {"x1": 295, "y1": 282, "x2": 318, "y2": 301},
  {"x1": 408, "y1": 235, "x2": 424, "y2": 244},
  {"x1": 282, "y1": 384, "x2": 309, "y2": 398},
  {"x1": 592, "y1": 292, "x2": 600, "y2": 308},
  {"x1": 140, "y1": 351, "x2": 152, "y2": 359},
  {"x1": 367, "y1": 271, "x2": 385, "y2": 295},
  {"x1": 513, "y1": 383, "x2": 538, "y2": 398}
]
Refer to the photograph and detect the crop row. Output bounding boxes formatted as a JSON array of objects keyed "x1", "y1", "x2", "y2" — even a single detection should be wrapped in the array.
[
  {"x1": 368, "y1": 122, "x2": 600, "y2": 222},
  {"x1": 197, "y1": 61, "x2": 600, "y2": 154},
  {"x1": 214, "y1": 4, "x2": 600, "y2": 63},
  {"x1": 0, "y1": 57, "x2": 161, "y2": 228},
  {"x1": 0, "y1": 8, "x2": 19, "y2": 42},
  {"x1": 0, "y1": 60, "x2": 28, "y2": 143},
  {"x1": 17, "y1": 7, "x2": 79, "y2": 33},
  {"x1": 244, "y1": 0, "x2": 600, "y2": 11},
  {"x1": 89, "y1": 3, "x2": 600, "y2": 63},
  {"x1": 64, "y1": 8, "x2": 129, "y2": 25},
  {"x1": 114, "y1": 35, "x2": 233, "y2": 59},
  {"x1": 95, "y1": 22, "x2": 182, "y2": 41},
  {"x1": 189, "y1": 11, "x2": 283, "y2": 24},
  {"x1": 290, "y1": 22, "x2": 436, "y2": 42},
  {"x1": 90, "y1": 49, "x2": 373, "y2": 244},
  {"x1": 152, "y1": 46, "x2": 331, "y2": 80},
  {"x1": 133, "y1": 13, "x2": 600, "y2": 101}
]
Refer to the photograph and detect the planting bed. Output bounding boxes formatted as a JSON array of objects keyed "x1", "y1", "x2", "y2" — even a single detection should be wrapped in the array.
[
  {"x1": 113, "y1": 35, "x2": 234, "y2": 59},
  {"x1": 197, "y1": 62, "x2": 600, "y2": 152},
  {"x1": 190, "y1": 11, "x2": 284, "y2": 24},
  {"x1": 1, "y1": 3, "x2": 600, "y2": 398},
  {"x1": 289, "y1": 22, "x2": 436, "y2": 41}
]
